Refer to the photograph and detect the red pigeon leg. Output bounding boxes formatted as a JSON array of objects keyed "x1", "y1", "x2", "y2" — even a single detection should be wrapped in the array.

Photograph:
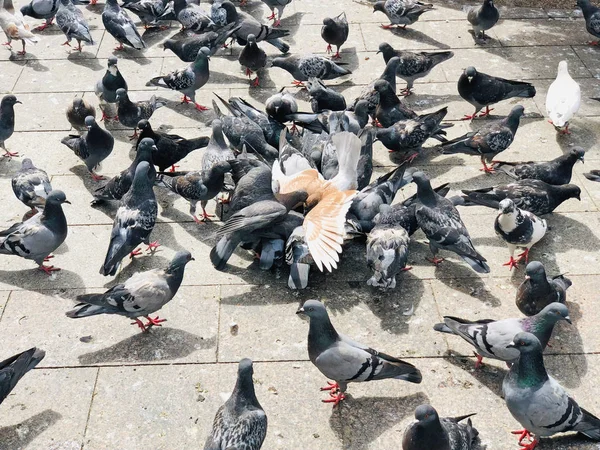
[
  {"x1": 43, "y1": 255, "x2": 55, "y2": 262},
  {"x1": 332, "y1": 51, "x2": 341, "y2": 59},
  {"x1": 401, "y1": 266, "x2": 413, "y2": 272},
  {"x1": 461, "y1": 112, "x2": 478, "y2": 120},
  {"x1": 130, "y1": 248, "x2": 143, "y2": 258},
  {"x1": 292, "y1": 80, "x2": 305, "y2": 87},
  {"x1": 479, "y1": 160, "x2": 495, "y2": 173},
  {"x1": 17, "y1": 41, "x2": 27, "y2": 55},
  {"x1": 131, "y1": 318, "x2": 147, "y2": 332},
  {"x1": 503, "y1": 256, "x2": 519, "y2": 271},
  {"x1": 322, "y1": 392, "x2": 346, "y2": 407},
  {"x1": 588, "y1": 40, "x2": 600, "y2": 45},
  {"x1": 478, "y1": 105, "x2": 494, "y2": 117},
  {"x1": 144, "y1": 315, "x2": 167, "y2": 328},
  {"x1": 380, "y1": 24, "x2": 395, "y2": 29},
  {"x1": 181, "y1": 95, "x2": 191, "y2": 104},
  {"x1": 146, "y1": 241, "x2": 160, "y2": 253},
  {"x1": 91, "y1": 172, "x2": 106, "y2": 181},
  {"x1": 114, "y1": 43, "x2": 125, "y2": 51},
  {"x1": 38, "y1": 264, "x2": 61, "y2": 275},
  {"x1": 427, "y1": 256, "x2": 444, "y2": 266},
  {"x1": 326, "y1": 43, "x2": 332, "y2": 54},
  {"x1": 168, "y1": 165, "x2": 179, "y2": 172},
  {"x1": 194, "y1": 103, "x2": 209, "y2": 111},
  {"x1": 245, "y1": 67, "x2": 253, "y2": 78},
  {"x1": 35, "y1": 18, "x2": 53, "y2": 31},
  {"x1": 474, "y1": 353, "x2": 484, "y2": 369},
  {"x1": 128, "y1": 129, "x2": 139, "y2": 140},
  {"x1": 560, "y1": 123, "x2": 571, "y2": 135},
  {"x1": 266, "y1": 11, "x2": 276, "y2": 20},
  {"x1": 3, "y1": 149, "x2": 19, "y2": 157},
  {"x1": 400, "y1": 87, "x2": 413, "y2": 96},
  {"x1": 273, "y1": 19, "x2": 281, "y2": 27},
  {"x1": 2, "y1": 41, "x2": 12, "y2": 47},
  {"x1": 320, "y1": 381, "x2": 339, "y2": 392},
  {"x1": 251, "y1": 76, "x2": 260, "y2": 87},
  {"x1": 517, "y1": 248, "x2": 530, "y2": 263}
]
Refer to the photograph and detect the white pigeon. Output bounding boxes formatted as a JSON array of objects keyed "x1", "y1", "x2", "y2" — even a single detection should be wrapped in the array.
[
  {"x1": 546, "y1": 60, "x2": 580, "y2": 135},
  {"x1": 0, "y1": 0, "x2": 40, "y2": 55}
]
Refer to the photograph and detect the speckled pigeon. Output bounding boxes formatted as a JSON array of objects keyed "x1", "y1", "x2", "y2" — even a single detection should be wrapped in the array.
[
  {"x1": 12, "y1": 158, "x2": 52, "y2": 212},
  {"x1": 103, "y1": 0, "x2": 146, "y2": 50},
  {"x1": 350, "y1": 56, "x2": 400, "y2": 115},
  {"x1": 576, "y1": 0, "x2": 600, "y2": 45},
  {"x1": 162, "y1": 23, "x2": 240, "y2": 61},
  {"x1": 373, "y1": 0, "x2": 433, "y2": 29},
  {"x1": 271, "y1": 53, "x2": 351, "y2": 85},
  {"x1": 297, "y1": 299, "x2": 422, "y2": 407},
  {"x1": 0, "y1": 348, "x2": 45, "y2": 406},
  {"x1": 516, "y1": 261, "x2": 572, "y2": 316},
  {"x1": 55, "y1": 0, "x2": 93, "y2": 52},
  {"x1": 171, "y1": 0, "x2": 213, "y2": 32}
]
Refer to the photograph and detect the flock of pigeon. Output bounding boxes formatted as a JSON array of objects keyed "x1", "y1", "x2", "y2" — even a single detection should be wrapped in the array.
[{"x1": 1, "y1": 0, "x2": 600, "y2": 448}]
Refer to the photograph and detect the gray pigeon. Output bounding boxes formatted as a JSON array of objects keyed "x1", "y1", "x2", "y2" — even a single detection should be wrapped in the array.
[
  {"x1": 66, "y1": 97, "x2": 96, "y2": 132},
  {"x1": 287, "y1": 101, "x2": 369, "y2": 135},
  {"x1": 373, "y1": 0, "x2": 433, "y2": 28},
  {"x1": 307, "y1": 78, "x2": 346, "y2": 113},
  {"x1": 202, "y1": 119, "x2": 235, "y2": 172},
  {"x1": 162, "y1": 23, "x2": 241, "y2": 61},
  {"x1": 12, "y1": 158, "x2": 52, "y2": 212},
  {"x1": 402, "y1": 404, "x2": 480, "y2": 450},
  {"x1": 20, "y1": 0, "x2": 59, "y2": 31},
  {"x1": 413, "y1": 171, "x2": 490, "y2": 273},
  {"x1": 93, "y1": 137, "x2": 157, "y2": 203},
  {"x1": 100, "y1": 161, "x2": 158, "y2": 276},
  {"x1": 495, "y1": 147, "x2": 585, "y2": 186},
  {"x1": 441, "y1": 105, "x2": 525, "y2": 173},
  {"x1": 584, "y1": 169, "x2": 600, "y2": 181},
  {"x1": 203, "y1": 358, "x2": 268, "y2": 450},
  {"x1": 265, "y1": 90, "x2": 297, "y2": 122},
  {"x1": 61, "y1": 116, "x2": 115, "y2": 181},
  {"x1": 495, "y1": 199, "x2": 547, "y2": 270},
  {"x1": 458, "y1": 66, "x2": 536, "y2": 120},
  {"x1": 0, "y1": 190, "x2": 69, "y2": 274},
  {"x1": 366, "y1": 218, "x2": 410, "y2": 289},
  {"x1": 157, "y1": 161, "x2": 231, "y2": 223},
  {"x1": 122, "y1": 0, "x2": 168, "y2": 27},
  {"x1": 516, "y1": 261, "x2": 572, "y2": 316},
  {"x1": 271, "y1": 54, "x2": 351, "y2": 85},
  {"x1": 434, "y1": 302, "x2": 570, "y2": 368},
  {"x1": 95, "y1": 56, "x2": 128, "y2": 121},
  {"x1": 467, "y1": 0, "x2": 499, "y2": 40},
  {"x1": 239, "y1": 34, "x2": 267, "y2": 87},
  {"x1": 351, "y1": 56, "x2": 401, "y2": 116},
  {"x1": 56, "y1": 0, "x2": 94, "y2": 52},
  {"x1": 286, "y1": 225, "x2": 312, "y2": 289},
  {"x1": 147, "y1": 47, "x2": 210, "y2": 110},
  {"x1": 374, "y1": 79, "x2": 418, "y2": 127},
  {"x1": 115, "y1": 88, "x2": 166, "y2": 138},
  {"x1": 576, "y1": 0, "x2": 600, "y2": 45},
  {"x1": 261, "y1": 0, "x2": 291, "y2": 27},
  {"x1": 67, "y1": 250, "x2": 193, "y2": 331},
  {"x1": 172, "y1": 0, "x2": 213, "y2": 32},
  {"x1": 321, "y1": 12, "x2": 348, "y2": 59},
  {"x1": 0, "y1": 95, "x2": 21, "y2": 157},
  {"x1": 377, "y1": 43, "x2": 454, "y2": 95},
  {"x1": 102, "y1": 0, "x2": 146, "y2": 51},
  {"x1": 503, "y1": 332, "x2": 600, "y2": 448},
  {"x1": 0, "y1": 348, "x2": 46, "y2": 406},
  {"x1": 297, "y1": 299, "x2": 422, "y2": 407}
]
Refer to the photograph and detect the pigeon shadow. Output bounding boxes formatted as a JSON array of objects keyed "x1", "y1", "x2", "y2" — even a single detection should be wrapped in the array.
[
  {"x1": 554, "y1": 119, "x2": 597, "y2": 154},
  {"x1": 160, "y1": 97, "x2": 217, "y2": 125},
  {"x1": 107, "y1": 47, "x2": 153, "y2": 65},
  {"x1": 547, "y1": 304, "x2": 586, "y2": 387},
  {"x1": 67, "y1": 52, "x2": 103, "y2": 68},
  {"x1": 221, "y1": 282, "x2": 324, "y2": 307},
  {"x1": 78, "y1": 327, "x2": 215, "y2": 364},
  {"x1": 10, "y1": 54, "x2": 49, "y2": 72},
  {"x1": 0, "y1": 267, "x2": 84, "y2": 291},
  {"x1": 0, "y1": 410, "x2": 62, "y2": 449},
  {"x1": 468, "y1": 30, "x2": 501, "y2": 47},
  {"x1": 442, "y1": 350, "x2": 506, "y2": 397},
  {"x1": 389, "y1": 27, "x2": 451, "y2": 49},
  {"x1": 141, "y1": 27, "x2": 173, "y2": 48},
  {"x1": 329, "y1": 392, "x2": 429, "y2": 450},
  {"x1": 275, "y1": 12, "x2": 307, "y2": 42}
]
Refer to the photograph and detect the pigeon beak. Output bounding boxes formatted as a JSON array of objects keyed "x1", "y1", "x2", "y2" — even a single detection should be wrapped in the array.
[
  {"x1": 506, "y1": 342, "x2": 517, "y2": 349},
  {"x1": 525, "y1": 275, "x2": 531, "y2": 280},
  {"x1": 579, "y1": 156, "x2": 585, "y2": 164},
  {"x1": 376, "y1": 50, "x2": 381, "y2": 54},
  {"x1": 15, "y1": 100, "x2": 22, "y2": 104},
  {"x1": 152, "y1": 145, "x2": 158, "y2": 151},
  {"x1": 64, "y1": 200, "x2": 71, "y2": 204},
  {"x1": 564, "y1": 316, "x2": 572, "y2": 324},
  {"x1": 296, "y1": 307, "x2": 305, "y2": 315},
  {"x1": 190, "y1": 257, "x2": 195, "y2": 261}
]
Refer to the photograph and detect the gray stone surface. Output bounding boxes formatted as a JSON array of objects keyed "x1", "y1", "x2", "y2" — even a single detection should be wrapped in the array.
[{"x1": 1, "y1": 1, "x2": 600, "y2": 449}]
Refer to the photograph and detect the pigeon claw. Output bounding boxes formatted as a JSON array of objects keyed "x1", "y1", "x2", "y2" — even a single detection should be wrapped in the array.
[
  {"x1": 474, "y1": 353, "x2": 484, "y2": 369},
  {"x1": 400, "y1": 87, "x2": 413, "y2": 96},
  {"x1": 320, "y1": 381, "x2": 340, "y2": 392},
  {"x1": 130, "y1": 248, "x2": 143, "y2": 259},
  {"x1": 43, "y1": 255, "x2": 55, "y2": 262},
  {"x1": 511, "y1": 430, "x2": 539, "y2": 449},
  {"x1": 478, "y1": 106, "x2": 494, "y2": 117},
  {"x1": 326, "y1": 43, "x2": 332, "y2": 54},
  {"x1": 588, "y1": 40, "x2": 600, "y2": 46},
  {"x1": 331, "y1": 51, "x2": 341, "y2": 59},
  {"x1": 131, "y1": 318, "x2": 147, "y2": 332},
  {"x1": 322, "y1": 392, "x2": 346, "y2": 407},
  {"x1": 292, "y1": 80, "x2": 305, "y2": 88},
  {"x1": 251, "y1": 77, "x2": 260, "y2": 87},
  {"x1": 266, "y1": 11, "x2": 276, "y2": 20},
  {"x1": 114, "y1": 43, "x2": 125, "y2": 51},
  {"x1": 517, "y1": 248, "x2": 530, "y2": 263},
  {"x1": 38, "y1": 264, "x2": 60, "y2": 275},
  {"x1": 144, "y1": 315, "x2": 167, "y2": 329},
  {"x1": 502, "y1": 256, "x2": 519, "y2": 271},
  {"x1": 168, "y1": 165, "x2": 179, "y2": 172},
  {"x1": 427, "y1": 256, "x2": 444, "y2": 266},
  {"x1": 461, "y1": 113, "x2": 478, "y2": 121},
  {"x1": 2, "y1": 150, "x2": 19, "y2": 157},
  {"x1": 195, "y1": 103, "x2": 209, "y2": 111},
  {"x1": 401, "y1": 266, "x2": 413, "y2": 272},
  {"x1": 380, "y1": 23, "x2": 395, "y2": 29},
  {"x1": 146, "y1": 241, "x2": 160, "y2": 253},
  {"x1": 91, "y1": 172, "x2": 106, "y2": 182},
  {"x1": 479, "y1": 161, "x2": 496, "y2": 173},
  {"x1": 273, "y1": 19, "x2": 281, "y2": 27}
]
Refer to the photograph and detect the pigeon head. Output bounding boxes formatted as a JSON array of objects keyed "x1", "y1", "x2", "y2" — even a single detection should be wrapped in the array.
[
  {"x1": 247, "y1": 34, "x2": 257, "y2": 45},
  {"x1": 72, "y1": 98, "x2": 85, "y2": 109},
  {"x1": 211, "y1": 118, "x2": 223, "y2": 132},
  {"x1": 499, "y1": 198, "x2": 516, "y2": 214},
  {"x1": 21, "y1": 158, "x2": 35, "y2": 170},
  {"x1": 115, "y1": 88, "x2": 128, "y2": 102},
  {"x1": 46, "y1": 190, "x2": 70, "y2": 206},
  {"x1": 168, "y1": 250, "x2": 194, "y2": 271},
  {"x1": 571, "y1": 146, "x2": 585, "y2": 163},
  {"x1": 199, "y1": 46, "x2": 211, "y2": 58},
  {"x1": 376, "y1": 42, "x2": 395, "y2": 59},
  {"x1": 138, "y1": 137, "x2": 157, "y2": 155},
  {"x1": 163, "y1": 39, "x2": 175, "y2": 52},
  {"x1": 296, "y1": 300, "x2": 328, "y2": 320},
  {"x1": 509, "y1": 105, "x2": 525, "y2": 118},
  {"x1": 238, "y1": 358, "x2": 254, "y2": 378},
  {"x1": 1, "y1": 95, "x2": 21, "y2": 107},
  {"x1": 219, "y1": 1, "x2": 238, "y2": 21},
  {"x1": 132, "y1": 161, "x2": 152, "y2": 187},
  {"x1": 373, "y1": 1, "x2": 386, "y2": 13},
  {"x1": 507, "y1": 332, "x2": 543, "y2": 353},
  {"x1": 411, "y1": 171, "x2": 431, "y2": 189},
  {"x1": 323, "y1": 17, "x2": 335, "y2": 27},
  {"x1": 557, "y1": 60, "x2": 569, "y2": 76},
  {"x1": 524, "y1": 261, "x2": 547, "y2": 281},
  {"x1": 563, "y1": 184, "x2": 581, "y2": 201},
  {"x1": 538, "y1": 302, "x2": 571, "y2": 324},
  {"x1": 464, "y1": 66, "x2": 477, "y2": 81},
  {"x1": 137, "y1": 119, "x2": 151, "y2": 131},
  {"x1": 84, "y1": 116, "x2": 96, "y2": 130},
  {"x1": 373, "y1": 79, "x2": 393, "y2": 94},
  {"x1": 414, "y1": 404, "x2": 439, "y2": 423},
  {"x1": 354, "y1": 100, "x2": 371, "y2": 121}
]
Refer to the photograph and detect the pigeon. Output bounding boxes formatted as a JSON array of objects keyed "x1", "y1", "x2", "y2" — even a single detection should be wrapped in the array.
[
  {"x1": 103, "y1": 0, "x2": 146, "y2": 51},
  {"x1": 373, "y1": 0, "x2": 433, "y2": 29},
  {"x1": 434, "y1": 302, "x2": 570, "y2": 369},
  {"x1": 460, "y1": 179, "x2": 581, "y2": 215},
  {"x1": 467, "y1": 0, "x2": 499, "y2": 40},
  {"x1": 441, "y1": 105, "x2": 524, "y2": 173},
  {"x1": 61, "y1": 116, "x2": 115, "y2": 181},
  {"x1": 0, "y1": 94, "x2": 21, "y2": 157},
  {"x1": 377, "y1": 43, "x2": 454, "y2": 95},
  {"x1": 376, "y1": 107, "x2": 449, "y2": 162},
  {"x1": 55, "y1": 0, "x2": 93, "y2": 52},
  {"x1": 95, "y1": 56, "x2": 128, "y2": 121},
  {"x1": 0, "y1": 0, "x2": 40, "y2": 55},
  {"x1": 271, "y1": 54, "x2": 352, "y2": 86},
  {"x1": 12, "y1": 158, "x2": 52, "y2": 212},
  {"x1": 546, "y1": 60, "x2": 580, "y2": 134},
  {"x1": 122, "y1": 0, "x2": 168, "y2": 27},
  {"x1": 238, "y1": 34, "x2": 267, "y2": 87},
  {"x1": 503, "y1": 332, "x2": 600, "y2": 449},
  {"x1": 584, "y1": 169, "x2": 600, "y2": 181},
  {"x1": 495, "y1": 199, "x2": 547, "y2": 270},
  {"x1": 297, "y1": 299, "x2": 422, "y2": 407},
  {"x1": 223, "y1": 96, "x2": 285, "y2": 149},
  {"x1": 68, "y1": 250, "x2": 193, "y2": 331},
  {"x1": 576, "y1": 0, "x2": 600, "y2": 45},
  {"x1": 351, "y1": 56, "x2": 401, "y2": 116},
  {"x1": 66, "y1": 97, "x2": 96, "y2": 132},
  {"x1": 202, "y1": 119, "x2": 235, "y2": 171},
  {"x1": 366, "y1": 218, "x2": 411, "y2": 289},
  {"x1": 115, "y1": 88, "x2": 166, "y2": 138},
  {"x1": 213, "y1": 1, "x2": 289, "y2": 53},
  {"x1": 0, "y1": 190, "x2": 69, "y2": 274},
  {"x1": 516, "y1": 261, "x2": 572, "y2": 316},
  {"x1": 203, "y1": 358, "x2": 267, "y2": 450},
  {"x1": 93, "y1": 137, "x2": 157, "y2": 203},
  {"x1": 100, "y1": 161, "x2": 159, "y2": 276},
  {"x1": 494, "y1": 147, "x2": 585, "y2": 185},
  {"x1": 321, "y1": 12, "x2": 348, "y2": 59},
  {"x1": 287, "y1": 101, "x2": 370, "y2": 134},
  {"x1": 413, "y1": 171, "x2": 489, "y2": 273},
  {"x1": 402, "y1": 404, "x2": 480, "y2": 450},
  {"x1": 171, "y1": 0, "x2": 213, "y2": 32},
  {"x1": 458, "y1": 66, "x2": 536, "y2": 120},
  {"x1": 0, "y1": 348, "x2": 46, "y2": 406},
  {"x1": 307, "y1": 78, "x2": 346, "y2": 113},
  {"x1": 20, "y1": 0, "x2": 59, "y2": 31},
  {"x1": 261, "y1": 0, "x2": 291, "y2": 27},
  {"x1": 265, "y1": 89, "x2": 298, "y2": 122},
  {"x1": 136, "y1": 120, "x2": 209, "y2": 172},
  {"x1": 147, "y1": 47, "x2": 210, "y2": 110},
  {"x1": 374, "y1": 79, "x2": 418, "y2": 127},
  {"x1": 162, "y1": 23, "x2": 240, "y2": 61},
  {"x1": 157, "y1": 161, "x2": 231, "y2": 223}
]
